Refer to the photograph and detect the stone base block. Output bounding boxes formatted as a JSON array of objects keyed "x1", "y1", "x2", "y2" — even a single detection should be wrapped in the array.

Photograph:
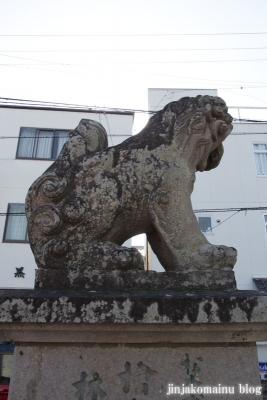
[
  {"x1": 1, "y1": 289, "x2": 266, "y2": 399},
  {"x1": 9, "y1": 344, "x2": 261, "y2": 400},
  {"x1": 35, "y1": 267, "x2": 236, "y2": 290}
]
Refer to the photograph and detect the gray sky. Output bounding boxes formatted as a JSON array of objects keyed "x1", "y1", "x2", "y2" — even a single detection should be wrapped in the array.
[{"x1": 1, "y1": 0, "x2": 267, "y2": 128}]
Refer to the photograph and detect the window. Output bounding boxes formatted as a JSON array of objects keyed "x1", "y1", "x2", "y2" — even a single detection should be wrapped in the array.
[
  {"x1": 198, "y1": 216, "x2": 212, "y2": 234},
  {"x1": 253, "y1": 278, "x2": 267, "y2": 292},
  {"x1": 263, "y1": 215, "x2": 267, "y2": 239},
  {"x1": 253, "y1": 144, "x2": 267, "y2": 176},
  {"x1": 3, "y1": 204, "x2": 28, "y2": 242},
  {"x1": 0, "y1": 342, "x2": 14, "y2": 388},
  {"x1": 16, "y1": 127, "x2": 69, "y2": 160},
  {"x1": 0, "y1": 354, "x2": 13, "y2": 385}
]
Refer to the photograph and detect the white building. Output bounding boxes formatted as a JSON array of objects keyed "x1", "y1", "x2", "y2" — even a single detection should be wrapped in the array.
[
  {"x1": 0, "y1": 103, "x2": 134, "y2": 288},
  {"x1": 148, "y1": 88, "x2": 267, "y2": 385},
  {"x1": 148, "y1": 88, "x2": 267, "y2": 292}
]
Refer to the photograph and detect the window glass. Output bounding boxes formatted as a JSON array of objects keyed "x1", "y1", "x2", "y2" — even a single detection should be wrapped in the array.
[
  {"x1": 264, "y1": 215, "x2": 267, "y2": 235},
  {"x1": 54, "y1": 131, "x2": 68, "y2": 158},
  {"x1": 16, "y1": 128, "x2": 36, "y2": 158},
  {"x1": 254, "y1": 144, "x2": 267, "y2": 151},
  {"x1": 198, "y1": 217, "x2": 212, "y2": 233},
  {"x1": 0, "y1": 354, "x2": 13, "y2": 384},
  {"x1": 35, "y1": 131, "x2": 54, "y2": 158},
  {"x1": 17, "y1": 128, "x2": 69, "y2": 160},
  {"x1": 4, "y1": 204, "x2": 28, "y2": 242},
  {"x1": 254, "y1": 144, "x2": 267, "y2": 175}
]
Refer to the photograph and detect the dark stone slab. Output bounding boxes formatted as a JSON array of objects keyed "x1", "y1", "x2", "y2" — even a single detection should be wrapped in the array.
[
  {"x1": 34, "y1": 267, "x2": 236, "y2": 290},
  {"x1": 0, "y1": 288, "x2": 266, "y2": 324}
]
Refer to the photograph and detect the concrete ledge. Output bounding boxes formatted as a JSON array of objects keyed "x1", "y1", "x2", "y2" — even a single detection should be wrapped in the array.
[{"x1": 1, "y1": 322, "x2": 267, "y2": 343}]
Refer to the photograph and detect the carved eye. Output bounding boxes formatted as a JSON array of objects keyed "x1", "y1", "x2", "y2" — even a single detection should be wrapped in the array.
[{"x1": 212, "y1": 104, "x2": 225, "y2": 117}]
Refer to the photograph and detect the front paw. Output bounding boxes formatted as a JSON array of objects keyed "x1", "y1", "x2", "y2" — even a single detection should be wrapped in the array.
[{"x1": 197, "y1": 243, "x2": 237, "y2": 269}]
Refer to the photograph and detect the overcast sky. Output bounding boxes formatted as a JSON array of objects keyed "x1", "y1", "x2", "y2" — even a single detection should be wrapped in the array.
[{"x1": 1, "y1": 0, "x2": 267, "y2": 123}]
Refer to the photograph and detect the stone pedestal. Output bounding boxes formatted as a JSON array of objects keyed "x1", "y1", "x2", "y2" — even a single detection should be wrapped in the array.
[
  {"x1": 1, "y1": 288, "x2": 266, "y2": 399},
  {"x1": 35, "y1": 268, "x2": 236, "y2": 290}
]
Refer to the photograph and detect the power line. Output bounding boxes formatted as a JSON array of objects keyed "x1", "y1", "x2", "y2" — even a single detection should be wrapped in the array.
[
  {"x1": 0, "y1": 100, "x2": 266, "y2": 124},
  {"x1": 0, "y1": 97, "x2": 266, "y2": 122},
  {"x1": 0, "y1": 96, "x2": 104, "y2": 109},
  {"x1": 2, "y1": 207, "x2": 267, "y2": 217},
  {"x1": 194, "y1": 207, "x2": 267, "y2": 213},
  {"x1": 234, "y1": 119, "x2": 267, "y2": 123},
  {"x1": 1, "y1": 56, "x2": 267, "y2": 65},
  {"x1": 3, "y1": 56, "x2": 267, "y2": 84},
  {"x1": 230, "y1": 134, "x2": 267, "y2": 136},
  {"x1": 0, "y1": 97, "x2": 151, "y2": 114},
  {"x1": 2, "y1": 24, "x2": 267, "y2": 27},
  {"x1": 0, "y1": 46, "x2": 267, "y2": 52},
  {"x1": 1, "y1": 32, "x2": 267, "y2": 37},
  {"x1": 1, "y1": 53, "x2": 267, "y2": 70},
  {"x1": 0, "y1": 132, "x2": 267, "y2": 141},
  {"x1": 0, "y1": 59, "x2": 266, "y2": 90},
  {"x1": 0, "y1": 135, "x2": 131, "y2": 139},
  {"x1": 205, "y1": 211, "x2": 240, "y2": 232},
  {"x1": 103, "y1": 112, "x2": 113, "y2": 146}
]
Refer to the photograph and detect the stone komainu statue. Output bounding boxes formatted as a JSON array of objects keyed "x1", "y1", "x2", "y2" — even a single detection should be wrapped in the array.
[{"x1": 26, "y1": 95, "x2": 237, "y2": 273}]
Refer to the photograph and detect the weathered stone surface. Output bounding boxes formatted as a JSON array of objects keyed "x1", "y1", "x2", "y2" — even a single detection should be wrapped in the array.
[
  {"x1": 8, "y1": 344, "x2": 261, "y2": 400},
  {"x1": 34, "y1": 268, "x2": 236, "y2": 290},
  {"x1": 0, "y1": 289, "x2": 266, "y2": 325},
  {"x1": 3, "y1": 320, "x2": 267, "y2": 344},
  {"x1": 1, "y1": 290, "x2": 265, "y2": 399},
  {"x1": 26, "y1": 96, "x2": 237, "y2": 285}
]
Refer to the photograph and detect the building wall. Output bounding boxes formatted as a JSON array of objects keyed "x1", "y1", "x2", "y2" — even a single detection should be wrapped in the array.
[
  {"x1": 148, "y1": 88, "x2": 267, "y2": 291},
  {"x1": 193, "y1": 124, "x2": 267, "y2": 290},
  {"x1": 0, "y1": 107, "x2": 134, "y2": 288}
]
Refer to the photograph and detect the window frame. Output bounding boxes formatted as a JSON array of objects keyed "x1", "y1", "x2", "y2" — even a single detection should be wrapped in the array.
[
  {"x1": 0, "y1": 354, "x2": 13, "y2": 385},
  {"x1": 197, "y1": 215, "x2": 213, "y2": 235},
  {"x1": 263, "y1": 214, "x2": 267, "y2": 245},
  {"x1": 253, "y1": 143, "x2": 267, "y2": 177},
  {"x1": 16, "y1": 127, "x2": 70, "y2": 161},
  {"x1": 2, "y1": 203, "x2": 29, "y2": 243},
  {"x1": 0, "y1": 343, "x2": 14, "y2": 386}
]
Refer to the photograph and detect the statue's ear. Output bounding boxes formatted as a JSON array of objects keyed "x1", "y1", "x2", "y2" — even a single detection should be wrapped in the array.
[
  {"x1": 205, "y1": 144, "x2": 224, "y2": 171},
  {"x1": 77, "y1": 120, "x2": 108, "y2": 153}
]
